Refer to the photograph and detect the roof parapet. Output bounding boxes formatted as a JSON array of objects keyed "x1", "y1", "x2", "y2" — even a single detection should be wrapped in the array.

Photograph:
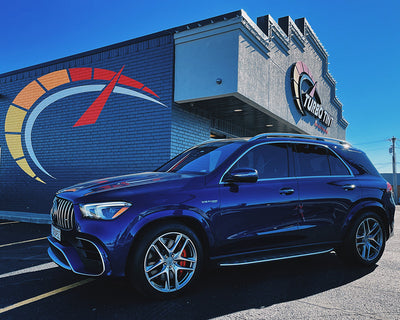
[
  {"x1": 278, "y1": 16, "x2": 306, "y2": 51},
  {"x1": 257, "y1": 15, "x2": 290, "y2": 54}
]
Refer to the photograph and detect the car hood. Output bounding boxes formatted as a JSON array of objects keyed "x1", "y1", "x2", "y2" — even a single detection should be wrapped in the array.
[{"x1": 56, "y1": 171, "x2": 194, "y2": 200}]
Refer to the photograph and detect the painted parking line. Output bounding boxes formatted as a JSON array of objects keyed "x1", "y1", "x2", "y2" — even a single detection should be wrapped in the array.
[
  {"x1": 0, "y1": 221, "x2": 20, "y2": 226},
  {"x1": 0, "y1": 278, "x2": 95, "y2": 314},
  {"x1": 0, "y1": 237, "x2": 47, "y2": 248},
  {"x1": 0, "y1": 262, "x2": 57, "y2": 279}
]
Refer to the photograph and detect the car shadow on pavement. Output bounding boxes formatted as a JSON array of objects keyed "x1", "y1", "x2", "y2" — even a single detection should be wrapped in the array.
[{"x1": 84, "y1": 252, "x2": 376, "y2": 320}]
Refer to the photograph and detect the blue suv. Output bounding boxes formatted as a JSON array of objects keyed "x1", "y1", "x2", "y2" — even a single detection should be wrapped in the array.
[{"x1": 48, "y1": 133, "x2": 395, "y2": 297}]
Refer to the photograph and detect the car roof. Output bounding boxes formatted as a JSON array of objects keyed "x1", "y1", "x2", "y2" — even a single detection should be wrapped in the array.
[
  {"x1": 249, "y1": 133, "x2": 351, "y2": 146},
  {"x1": 201, "y1": 134, "x2": 364, "y2": 153}
]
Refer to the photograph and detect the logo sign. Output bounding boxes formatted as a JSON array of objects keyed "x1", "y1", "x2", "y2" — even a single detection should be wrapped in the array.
[
  {"x1": 290, "y1": 62, "x2": 333, "y2": 128},
  {"x1": 4, "y1": 66, "x2": 167, "y2": 184}
]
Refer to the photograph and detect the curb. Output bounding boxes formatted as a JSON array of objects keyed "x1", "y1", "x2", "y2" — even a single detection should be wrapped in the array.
[{"x1": 0, "y1": 211, "x2": 51, "y2": 225}]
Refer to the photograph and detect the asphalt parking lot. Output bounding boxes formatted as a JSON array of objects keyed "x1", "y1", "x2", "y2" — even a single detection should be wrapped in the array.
[{"x1": 0, "y1": 209, "x2": 399, "y2": 320}]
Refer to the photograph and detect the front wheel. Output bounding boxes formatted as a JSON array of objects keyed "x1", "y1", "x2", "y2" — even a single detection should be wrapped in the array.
[
  {"x1": 337, "y1": 212, "x2": 386, "y2": 266},
  {"x1": 128, "y1": 223, "x2": 203, "y2": 297}
]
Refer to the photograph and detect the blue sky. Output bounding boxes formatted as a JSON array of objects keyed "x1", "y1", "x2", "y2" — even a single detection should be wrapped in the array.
[{"x1": 1, "y1": 0, "x2": 399, "y2": 172}]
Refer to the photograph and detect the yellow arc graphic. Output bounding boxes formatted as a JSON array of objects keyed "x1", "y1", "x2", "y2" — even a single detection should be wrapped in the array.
[{"x1": 4, "y1": 69, "x2": 70, "y2": 184}]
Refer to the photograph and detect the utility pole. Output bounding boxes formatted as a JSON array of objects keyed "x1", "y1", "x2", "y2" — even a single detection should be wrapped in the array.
[{"x1": 391, "y1": 137, "x2": 398, "y2": 204}]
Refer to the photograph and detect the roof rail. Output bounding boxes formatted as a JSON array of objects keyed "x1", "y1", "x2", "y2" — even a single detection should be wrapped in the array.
[{"x1": 250, "y1": 133, "x2": 351, "y2": 146}]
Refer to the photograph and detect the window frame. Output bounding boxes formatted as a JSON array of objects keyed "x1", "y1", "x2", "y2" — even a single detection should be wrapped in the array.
[
  {"x1": 292, "y1": 142, "x2": 353, "y2": 179},
  {"x1": 220, "y1": 141, "x2": 354, "y2": 184},
  {"x1": 220, "y1": 142, "x2": 293, "y2": 184}
]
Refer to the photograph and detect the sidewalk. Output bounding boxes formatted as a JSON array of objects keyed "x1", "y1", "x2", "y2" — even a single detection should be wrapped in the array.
[{"x1": 0, "y1": 210, "x2": 51, "y2": 224}]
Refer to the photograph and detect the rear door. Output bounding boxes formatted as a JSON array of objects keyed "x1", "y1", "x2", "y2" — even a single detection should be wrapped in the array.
[{"x1": 293, "y1": 143, "x2": 360, "y2": 245}]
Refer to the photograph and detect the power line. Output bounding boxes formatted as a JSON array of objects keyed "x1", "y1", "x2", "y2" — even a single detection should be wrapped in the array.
[
  {"x1": 352, "y1": 139, "x2": 387, "y2": 146},
  {"x1": 373, "y1": 162, "x2": 400, "y2": 165},
  {"x1": 362, "y1": 146, "x2": 391, "y2": 152}
]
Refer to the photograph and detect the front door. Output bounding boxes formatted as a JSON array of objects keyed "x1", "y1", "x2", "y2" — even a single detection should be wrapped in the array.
[{"x1": 214, "y1": 143, "x2": 301, "y2": 256}]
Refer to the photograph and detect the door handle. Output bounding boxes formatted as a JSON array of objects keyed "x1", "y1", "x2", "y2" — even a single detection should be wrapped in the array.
[
  {"x1": 343, "y1": 184, "x2": 356, "y2": 191},
  {"x1": 280, "y1": 188, "x2": 295, "y2": 195}
]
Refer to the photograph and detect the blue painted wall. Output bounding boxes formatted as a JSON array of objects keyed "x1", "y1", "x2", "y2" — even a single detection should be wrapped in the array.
[
  {"x1": 0, "y1": 33, "x2": 174, "y2": 213},
  {"x1": 171, "y1": 106, "x2": 210, "y2": 158}
]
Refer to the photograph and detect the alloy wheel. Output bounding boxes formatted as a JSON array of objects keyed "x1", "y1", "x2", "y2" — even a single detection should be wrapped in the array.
[
  {"x1": 355, "y1": 217, "x2": 384, "y2": 262},
  {"x1": 144, "y1": 232, "x2": 197, "y2": 293}
]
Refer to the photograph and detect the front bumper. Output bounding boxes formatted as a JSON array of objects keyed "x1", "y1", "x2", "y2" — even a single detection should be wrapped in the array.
[
  {"x1": 49, "y1": 195, "x2": 140, "y2": 277},
  {"x1": 48, "y1": 235, "x2": 110, "y2": 276}
]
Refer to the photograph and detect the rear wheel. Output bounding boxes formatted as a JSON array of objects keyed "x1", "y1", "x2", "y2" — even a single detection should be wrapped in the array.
[
  {"x1": 128, "y1": 223, "x2": 203, "y2": 297},
  {"x1": 337, "y1": 212, "x2": 386, "y2": 266}
]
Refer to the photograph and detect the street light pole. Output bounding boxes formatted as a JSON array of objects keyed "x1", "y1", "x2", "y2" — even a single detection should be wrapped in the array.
[{"x1": 391, "y1": 136, "x2": 398, "y2": 203}]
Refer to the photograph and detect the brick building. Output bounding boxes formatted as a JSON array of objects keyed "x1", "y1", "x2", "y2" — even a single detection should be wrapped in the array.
[{"x1": 0, "y1": 10, "x2": 347, "y2": 213}]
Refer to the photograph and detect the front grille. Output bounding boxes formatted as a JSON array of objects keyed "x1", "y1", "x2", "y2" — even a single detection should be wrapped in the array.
[{"x1": 51, "y1": 197, "x2": 75, "y2": 230}]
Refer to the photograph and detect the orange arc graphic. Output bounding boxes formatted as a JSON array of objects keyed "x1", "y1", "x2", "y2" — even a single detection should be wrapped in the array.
[
  {"x1": 13, "y1": 81, "x2": 46, "y2": 110},
  {"x1": 38, "y1": 70, "x2": 70, "y2": 91}
]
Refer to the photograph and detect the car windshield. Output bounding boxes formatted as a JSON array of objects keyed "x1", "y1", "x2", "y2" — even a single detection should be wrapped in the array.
[{"x1": 157, "y1": 141, "x2": 244, "y2": 174}]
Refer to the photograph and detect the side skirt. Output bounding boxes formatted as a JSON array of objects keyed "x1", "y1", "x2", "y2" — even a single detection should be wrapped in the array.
[{"x1": 218, "y1": 248, "x2": 334, "y2": 267}]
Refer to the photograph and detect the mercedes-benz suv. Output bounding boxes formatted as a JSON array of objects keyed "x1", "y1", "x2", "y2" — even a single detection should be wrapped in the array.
[{"x1": 48, "y1": 133, "x2": 395, "y2": 297}]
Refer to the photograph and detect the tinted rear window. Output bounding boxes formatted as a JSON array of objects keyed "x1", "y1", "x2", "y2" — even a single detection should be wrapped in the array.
[
  {"x1": 295, "y1": 144, "x2": 331, "y2": 177},
  {"x1": 294, "y1": 144, "x2": 351, "y2": 177},
  {"x1": 335, "y1": 148, "x2": 380, "y2": 176},
  {"x1": 327, "y1": 151, "x2": 351, "y2": 175}
]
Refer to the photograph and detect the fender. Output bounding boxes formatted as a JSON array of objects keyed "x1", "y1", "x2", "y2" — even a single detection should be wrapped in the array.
[
  {"x1": 127, "y1": 205, "x2": 215, "y2": 248},
  {"x1": 341, "y1": 199, "x2": 385, "y2": 237},
  {"x1": 107, "y1": 205, "x2": 215, "y2": 277}
]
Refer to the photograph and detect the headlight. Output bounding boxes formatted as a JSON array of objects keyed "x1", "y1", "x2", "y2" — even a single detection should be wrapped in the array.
[{"x1": 80, "y1": 202, "x2": 132, "y2": 220}]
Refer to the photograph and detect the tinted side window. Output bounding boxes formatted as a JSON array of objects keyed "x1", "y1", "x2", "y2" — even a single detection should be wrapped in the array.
[
  {"x1": 231, "y1": 143, "x2": 289, "y2": 179},
  {"x1": 327, "y1": 150, "x2": 350, "y2": 175},
  {"x1": 335, "y1": 148, "x2": 379, "y2": 176},
  {"x1": 295, "y1": 144, "x2": 330, "y2": 177}
]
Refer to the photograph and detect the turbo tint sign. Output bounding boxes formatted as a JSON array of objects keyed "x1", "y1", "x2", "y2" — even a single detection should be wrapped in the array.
[{"x1": 290, "y1": 61, "x2": 333, "y2": 128}]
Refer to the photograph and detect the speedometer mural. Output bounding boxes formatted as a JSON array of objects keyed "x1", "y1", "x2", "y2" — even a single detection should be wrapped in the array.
[{"x1": 4, "y1": 66, "x2": 167, "y2": 183}]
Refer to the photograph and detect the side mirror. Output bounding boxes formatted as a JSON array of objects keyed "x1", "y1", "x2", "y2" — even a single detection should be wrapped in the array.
[{"x1": 224, "y1": 168, "x2": 258, "y2": 183}]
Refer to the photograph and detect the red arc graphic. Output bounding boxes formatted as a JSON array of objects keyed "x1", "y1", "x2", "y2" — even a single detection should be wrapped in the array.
[{"x1": 74, "y1": 66, "x2": 125, "y2": 127}]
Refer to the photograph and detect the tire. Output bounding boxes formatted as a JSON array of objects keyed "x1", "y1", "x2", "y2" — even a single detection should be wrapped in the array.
[
  {"x1": 127, "y1": 223, "x2": 203, "y2": 298},
  {"x1": 336, "y1": 212, "x2": 386, "y2": 266}
]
